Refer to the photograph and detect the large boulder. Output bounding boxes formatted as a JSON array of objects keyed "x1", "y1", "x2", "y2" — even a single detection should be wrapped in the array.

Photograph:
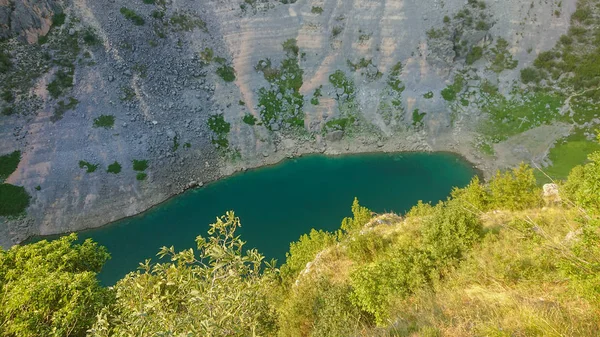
[
  {"x1": 543, "y1": 183, "x2": 561, "y2": 205},
  {"x1": 0, "y1": 0, "x2": 58, "y2": 43}
]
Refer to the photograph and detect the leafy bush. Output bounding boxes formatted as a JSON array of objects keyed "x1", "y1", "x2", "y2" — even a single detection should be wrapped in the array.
[
  {"x1": 466, "y1": 46, "x2": 483, "y2": 65},
  {"x1": 311, "y1": 6, "x2": 324, "y2": 14},
  {"x1": 520, "y1": 67, "x2": 542, "y2": 84},
  {"x1": 208, "y1": 113, "x2": 231, "y2": 148},
  {"x1": 107, "y1": 161, "x2": 121, "y2": 174},
  {"x1": 0, "y1": 150, "x2": 20, "y2": 181},
  {"x1": 47, "y1": 69, "x2": 74, "y2": 98},
  {"x1": 89, "y1": 212, "x2": 277, "y2": 337},
  {"x1": 93, "y1": 115, "x2": 115, "y2": 128},
  {"x1": 216, "y1": 65, "x2": 236, "y2": 82},
  {"x1": 242, "y1": 113, "x2": 257, "y2": 125},
  {"x1": 136, "y1": 172, "x2": 147, "y2": 181},
  {"x1": 489, "y1": 163, "x2": 541, "y2": 211},
  {"x1": 0, "y1": 184, "x2": 30, "y2": 216},
  {"x1": 0, "y1": 234, "x2": 112, "y2": 337},
  {"x1": 120, "y1": 7, "x2": 145, "y2": 25},
  {"x1": 79, "y1": 160, "x2": 99, "y2": 173},
  {"x1": 280, "y1": 229, "x2": 337, "y2": 281},
  {"x1": 132, "y1": 159, "x2": 148, "y2": 171}
]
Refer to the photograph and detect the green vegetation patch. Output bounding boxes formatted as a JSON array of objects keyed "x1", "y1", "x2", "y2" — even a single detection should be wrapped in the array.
[
  {"x1": 120, "y1": 7, "x2": 145, "y2": 25},
  {"x1": 324, "y1": 116, "x2": 356, "y2": 131},
  {"x1": 52, "y1": 97, "x2": 78, "y2": 122},
  {"x1": 487, "y1": 38, "x2": 518, "y2": 73},
  {"x1": 282, "y1": 38, "x2": 299, "y2": 57},
  {"x1": 0, "y1": 151, "x2": 20, "y2": 181},
  {"x1": 132, "y1": 160, "x2": 149, "y2": 171},
  {"x1": 441, "y1": 74, "x2": 465, "y2": 101},
  {"x1": 0, "y1": 184, "x2": 30, "y2": 216},
  {"x1": 136, "y1": 173, "x2": 147, "y2": 181},
  {"x1": 412, "y1": 109, "x2": 426, "y2": 127},
  {"x1": 216, "y1": 65, "x2": 236, "y2": 82},
  {"x1": 387, "y1": 62, "x2": 404, "y2": 95},
  {"x1": 255, "y1": 50, "x2": 305, "y2": 130},
  {"x1": 170, "y1": 13, "x2": 206, "y2": 32},
  {"x1": 93, "y1": 114, "x2": 115, "y2": 128},
  {"x1": 311, "y1": 85, "x2": 323, "y2": 105},
  {"x1": 330, "y1": 70, "x2": 355, "y2": 98},
  {"x1": 311, "y1": 6, "x2": 323, "y2": 14},
  {"x1": 242, "y1": 114, "x2": 257, "y2": 125},
  {"x1": 47, "y1": 69, "x2": 74, "y2": 99},
  {"x1": 423, "y1": 91, "x2": 434, "y2": 99},
  {"x1": 107, "y1": 161, "x2": 122, "y2": 174},
  {"x1": 479, "y1": 91, "x2": 564, "y2": 143},
  {"x1": 536, "y1": 131, "x2": 600, "y2": 183},
  {"x1": 466, "y1": 46, "x2": 483, "y2": 65},
  {"x1": 0, "y1": 50, "x2": 12, "y2": 73},
  {"x1": 79, "y1": 161, "x2": 99, "y2": 173},
  {"x1": 208, "y1": 114, "x2": 231, "y2": 148}
]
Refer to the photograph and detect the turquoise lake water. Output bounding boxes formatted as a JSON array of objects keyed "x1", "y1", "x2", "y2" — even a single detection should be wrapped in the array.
[{"x1": 72, "y1": 152, "x2": 477, "y2": 285}]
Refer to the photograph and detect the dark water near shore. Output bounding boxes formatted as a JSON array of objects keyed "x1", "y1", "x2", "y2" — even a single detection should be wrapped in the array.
[{"x1": 68, "y1": 152, "x2": 477, "y2": 285}]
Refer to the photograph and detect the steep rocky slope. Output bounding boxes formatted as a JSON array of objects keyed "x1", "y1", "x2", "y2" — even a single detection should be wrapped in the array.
[{"x1": 0, "y1": 0, "x2": 578, "y2": 246}]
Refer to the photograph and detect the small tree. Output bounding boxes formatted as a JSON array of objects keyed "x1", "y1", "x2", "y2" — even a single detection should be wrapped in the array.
[{"x1": 89, "y1": 212, "x2": 278, "y2": 337}]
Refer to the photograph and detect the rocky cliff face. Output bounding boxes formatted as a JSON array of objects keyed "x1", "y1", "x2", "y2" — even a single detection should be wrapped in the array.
[
  {"x1": 0, "y1": 0, "x2": 576, "y2": 247},
  {"x1": 0, "y1": 0, "x2": 58, "y2": 43}
]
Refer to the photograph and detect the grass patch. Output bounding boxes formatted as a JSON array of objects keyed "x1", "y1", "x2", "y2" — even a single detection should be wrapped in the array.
[
  {"x1": 0, "y1": 151, "x2": 20, "y2": 181},
  {"x1": 216, "y1": 65, "x2": 236, "y2": 82},
  {"x1": 330, "y1": 70, "x2": 355, "y2": 98},
  {"x1": 0, "y1": 184, "x2": 31, "y2": 216},
  {"x1": 93, "y1": 115, "x2": 115, "y2": 129},
  {"x1": 423, "y1": 91, "x2": 434, "y2": 99},
  {"x1": 120, "y1": 7, "x2": 145, "y2": 26},
  {"x1": 136, "y1": 173, "x2": 147, "y2": 181},
  {"x1": 387, "y1": 62, "x2": 405, "y2": 95},
  {"x1": 132, "y1": 160, "x2": 148, "y2": 171},
  {"x1": 107, "y1": 161, "x2": 122, "y2": 174},
  {"x1": 479, "y1": 91, "x2": 564, "y2": 143},
  {"x1": 536, "y1": 131, "x2": 600, "y2": 183},
  {"x1": 78, "y1": 161, "x2": 99, "y2": 173},
  {"x1": 243, "y1": 114, "x2": 257, "y2": 125},
  {"x1": 52, "y1": 97, "x2": 78, "y2": 122}
]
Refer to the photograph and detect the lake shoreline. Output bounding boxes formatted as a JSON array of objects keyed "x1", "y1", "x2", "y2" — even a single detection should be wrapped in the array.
[{"x1": 29, "y1": 147, "x2": 483, "y2": 245}]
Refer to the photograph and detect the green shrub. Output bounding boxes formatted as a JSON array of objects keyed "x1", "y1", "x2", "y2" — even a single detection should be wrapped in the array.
[
  {"x1": 0, "y1": 151, "x2": 20, "y2": 181},
  {"x1": 47, "y1": 69, "x2": 74, "y2": 99},
  {"x1": 107, "y1": 161, "x2": 122, "y2": 174},
  {"x1": 132, "y1": 159, "x2": 148, "y2": 171},
  {"x1": 242, "y1": 114, "x2": 257, "y2": 125},
  {"x1": 136, "y1": 173, "x2": 147, "y2": 181},
  {"x1": 282, "y1": 38, "x2": 299, "y2": 57},
  {"x1": 93, "y1": 115, "x2": 115, "y2": 128},
  {"x1": 423, "y1": 91, "x2": 434, "y2": 99},
  {"x1": 311, "y1": 6, "x2": 324, "y2": 14},
  {"x1": 280, "y1": 229, "x2": 337, "y2": 281},
  {"x1": 208, "y1": 114, "x2": 231, "y2": 148},
  {"x1": 216, "y1": 65, "x2": 236, "y2": 82},
  {"x1": 120, "y1": 7, "x2": 145, "y2": 25},
  {"x1": 520, "y1": 67, "x2": 542, "y2": 84},
  {"x1": 0, "y1": 51, "x2": 11, "y2": 73},
  {"x1": 170, "y1": 13, "x2": 206, "y2": 32},
  {"x1": 0, "y1": 184, "x2": 31, "y2": 216},
  {"x1": 412, "y1": 109, "x2": 426, "y2": 126},
  {"x1": 1, "y1": 106, "x2": 15, "y2": 116},
  {"x1": 489, "y1": 163, "x2": 541, "y2": 211},
  {"x1": 79, "y1": 160, "x2": 99, "y2": 173},
  {"x1": 466, "y1": 46, "x2": 483, "y2": 65},
  {"x1": 52, "y1": 97, "x2": 79, "y2": 122},
  {"x1": 0, "y1": 234, "x2": 112, "y2": 337},
  {"x1": 83, "y1": 29, "x2": 100, "y2": 46}
]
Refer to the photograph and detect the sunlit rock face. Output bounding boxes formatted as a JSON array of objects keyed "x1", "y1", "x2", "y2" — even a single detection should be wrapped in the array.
[{"x1": 0, "y1": 0, "x2": 58, "y2": 42}]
